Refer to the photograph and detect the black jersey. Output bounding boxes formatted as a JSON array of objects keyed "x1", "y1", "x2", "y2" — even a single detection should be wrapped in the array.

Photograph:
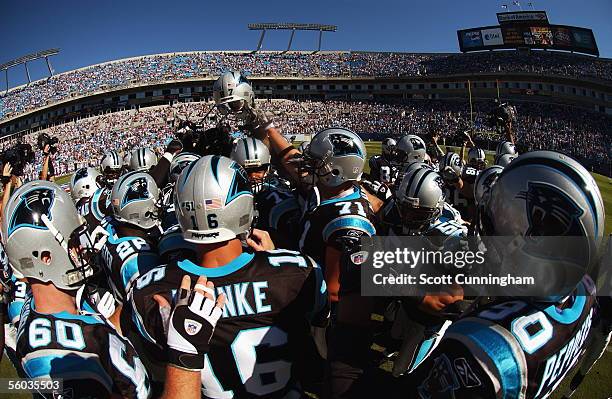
[
  {"x1": 159, "y1": 183, "x2": 178, "y2": 231},
  {"x1": 369, "y1": 155, "x2": 399, "y2": 185},
  {"x1": 443, "y1": 183, "x2": 471, "y2": 221},
  {"x1": 158, "y1": 223, "x2": 197, "y2": 263},
  {"x1": 299, "y1": 185, "x2": 376, "y2": 267},
  {"x1": 77, "y1": 187, "x2": 112, "y2": 234},
  {"x1": 17, "y1": 295, "x2": 151, "y2": 399},
  {"x1": 99, "y1": 219, "x2": 161, "y2": 304},
  {"x1": 402, "y1": 276, "x2": 600, "y2": 399},
  {"x1": 127, "y1": 249, "x2": 328, "y2": 398},
  {"x1": 254, "y1": 186, "x2": 301, "y2": 250}
]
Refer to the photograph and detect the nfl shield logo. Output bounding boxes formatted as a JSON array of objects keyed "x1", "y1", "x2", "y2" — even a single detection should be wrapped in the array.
[
  {"x1": 350, "y1": 251, "x2": 369, "y2": 265},
  {"x1": 184, "y1": 319, "x2": 202, "y2": 335}
]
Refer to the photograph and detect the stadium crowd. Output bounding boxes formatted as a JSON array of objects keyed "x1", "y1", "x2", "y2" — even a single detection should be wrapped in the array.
[
  {"x1": 2, "y1": 98, "x2": 608, "y2": 179},
  {"x1": 1, "y1": 50, "x2": 611, "y2": 120}
]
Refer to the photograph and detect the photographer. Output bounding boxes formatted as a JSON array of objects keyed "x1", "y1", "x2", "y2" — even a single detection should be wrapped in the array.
[{"x1": 37, "y1": 133, "x2": 59, "y2": 182}]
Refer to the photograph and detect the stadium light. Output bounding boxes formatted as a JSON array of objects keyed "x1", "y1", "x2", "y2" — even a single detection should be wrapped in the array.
[
  {"x1": 248, "y1": 23, "x2": 338, "y2": 53},
  {"x1": 0, "y1": 48, "x2": 60, "y2": 94}
]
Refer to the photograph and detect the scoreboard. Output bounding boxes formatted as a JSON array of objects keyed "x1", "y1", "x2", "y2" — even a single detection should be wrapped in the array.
[{"x1": 457, "y1": 11, "x2": 599, "y2": 56}]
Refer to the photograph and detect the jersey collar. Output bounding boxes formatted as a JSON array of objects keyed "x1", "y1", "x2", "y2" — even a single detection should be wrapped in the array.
[{"x1": 177, "y1": 252, "x2": 255, "y2": 277}]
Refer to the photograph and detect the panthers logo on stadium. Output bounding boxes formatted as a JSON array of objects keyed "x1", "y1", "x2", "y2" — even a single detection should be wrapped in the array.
[
  {"x1": 516, "y1": 182, "x2": 585, "y2": 237},
  {"x1": 8, "y1": 188, "x2": 55, "y2": 236},
  {"x1": 120, "y1": 177, "x2": 151, "y2": 209}
]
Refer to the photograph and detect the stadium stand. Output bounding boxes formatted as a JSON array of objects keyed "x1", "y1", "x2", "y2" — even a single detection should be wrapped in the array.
[{"x1": 1, "y1": 50, "x2": 611, "y2": 121}]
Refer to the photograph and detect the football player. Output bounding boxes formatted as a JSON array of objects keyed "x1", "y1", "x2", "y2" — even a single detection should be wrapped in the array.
[
  {"x1": 394, "y1": 135, "x2": 427, "y2": 167},
  {"x1": 396, "y1": 151, "x2": 607, "y2": 399},
  {"x1": 77, "y1": 151, "x2": 122, "y2": 234},
  {"x1": 376, "y1": 166, "x2": 467, "y2": 376},
  {"x1": 124, "y1": 155, "x2": 329, "y2": 397},
  {"x1": 230, "y1": 137, "x2": 301, "y2": 249},
  {"x1": 1, "y1": 180, "x2": 151, "y2": 398},
  {"x1": 369, "y1": 137, "x2": 399, "y2": 185},
  {"x1": 102, "y1": 171, "x2": 162, "y2": 304},
  {"x1": 439, "y1": 151, "x2": 471, "y2": 219}
]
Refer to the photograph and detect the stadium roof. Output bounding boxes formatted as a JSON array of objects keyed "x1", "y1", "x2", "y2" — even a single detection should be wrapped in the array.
[
  {"x1": 0, "y1": 48, "x2": 60, "y2": 70},
  {"x1": 248, "y1": 23, "x2": 337, "y2": 31}
]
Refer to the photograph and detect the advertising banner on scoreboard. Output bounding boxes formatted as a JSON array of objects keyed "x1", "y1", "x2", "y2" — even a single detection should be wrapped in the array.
[
  {"x1": 461, "y1": 30, "x2": 483, "y2": 49},
  {"x1": 458, "y1": 24, "x2": 598, "y2": 56},
  {"x1": 481, "y1": 28, "x2": 504, "y2": 46},
  {"x1": 497, "y1": 11, "x2": 549, "y2": 24}
]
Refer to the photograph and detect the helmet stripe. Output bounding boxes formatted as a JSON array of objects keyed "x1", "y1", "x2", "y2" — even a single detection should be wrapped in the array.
[
  {"x1": 413, "y1": 170, "x2": 434, "y2": 198},
  {"x1": 243, "y1": 139, "x2": 250, "y2": 160}
]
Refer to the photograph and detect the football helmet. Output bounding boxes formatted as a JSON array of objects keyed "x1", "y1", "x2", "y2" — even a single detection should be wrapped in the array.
[
  {"x1": 303, "y1": 127, "x2": 366, "y2": 188},
  {"x1": 100, "y1": 151, "x2": 122, "y2": 184},
  {"x1": 174, "y1": 155, "x2": 254, "y2": 244},
  {"x1": 496, "y1": 141, "x2": 517, "y2": 157},
  {"x1": 395, "y1": 168, "x2": 445, "y2": 234},
  {"x1": 382, "y1": 137, "x2": 397, "y2": 159},
  {"x1": 467, "y1": 147, "x2": 486, "y2": 169},
  {"x1": 130, "y1": 148, "x2": 158, "y2": 172},
  {"x1": 395, "y1": 135, "x2": 427, "y2": 165},
  {"x1": 213, "y1": 71, "x2": 255, "y2": 115},
  {"x1": 480, "y1": 151, "x2": 605, "y2": 301},
  {"x1": 473, "y1": 165, "x2": 504, "y2": 205},
  {"x1": 70, "y1": 167, "x2": 102, "y2": 201},
  {"x1": 1, "y1": 181, "x2": 96, "y2": 290},
  {"x1": 111, "y1": 172, "x2": 161, "y2": 230},
  {"x1": 439, "y1": 152, "x2": 463, "y2": 182},
  {"x1": 169, "y1": 152, "x2": 201, "y2": 183},
  {"x1": 230, "y1": 138, "x2": 271, "y2": 193},
  {"x1": 495, "y1": 153, "x2": 517, "y2": 167}
]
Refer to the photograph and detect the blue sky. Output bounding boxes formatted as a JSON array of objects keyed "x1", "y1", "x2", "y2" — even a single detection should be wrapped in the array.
[{"x1": 1, "y1": 0, "x2": 611, "y2": 86}]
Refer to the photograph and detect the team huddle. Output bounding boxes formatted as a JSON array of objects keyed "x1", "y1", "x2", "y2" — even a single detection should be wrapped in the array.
[{"x1": 0, "y1": 71, "x2": 609, "y2": 399}]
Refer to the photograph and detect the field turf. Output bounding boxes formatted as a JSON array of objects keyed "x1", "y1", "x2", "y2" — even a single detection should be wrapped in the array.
[{"x1": 1, "y1": 142, "x2": 610, "y2": 398}]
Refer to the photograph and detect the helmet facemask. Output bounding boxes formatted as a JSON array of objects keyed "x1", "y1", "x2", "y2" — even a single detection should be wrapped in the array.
[
  {"x1": 245, "y1": 166, "x2": 270, "y2": 194},
  {"x1": 396, "y1": 199, "x2": 441, "y2": 234}
]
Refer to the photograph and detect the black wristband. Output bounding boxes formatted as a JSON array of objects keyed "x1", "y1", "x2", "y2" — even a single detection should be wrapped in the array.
[
  {"x1": 167, "y1": 348, "x2": 204, "y2": 371},
  {"x1": 1, "y1": 176, "x2": 10, "y2": 185}
]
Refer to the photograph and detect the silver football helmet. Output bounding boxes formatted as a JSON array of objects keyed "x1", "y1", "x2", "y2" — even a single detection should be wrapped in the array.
[
  {"x1": 213, "y1": 71, "x2": 255, "y2": 115},
  {"x1": 395, "y1": 167, "x2": 445, "y2": 234},
  {"x1": 1, "y1": 181, "x2": 96, "y2": 290},
  {"x1": 439, "y1": 152, "x2": 463, "y2": 182},
  {"x1": 395, "y1": 135, "x2": 427, "y2": 165},
  {"x1": 303, "y1": 128, "x2": 366, "y2": 188},
  {"x1": 473, "y1": 165, "x2": 504, "y2": 205},
  {"x1": 169, "y1": 152, "x2": 201, "y2": 183},
  {"x1": 174, "y1": 155, "x2": 254, "y2": 244},
  {"x1": 111, "y1": 172, "x2": 161, "y2": 230},
  {"x1": 495, "y1": 153, "x2": 517, "y2": 167},
  {"x1": 70, "y1": 167, "x2": 102, "y2": 201},
  {"x1": 467, "y1": 147, "x2": 486, "y2": 169},
  {"x1": 496, "y1": 140, "x2": 517, "y2": 157},
  {"x1": 130, "y1": 148, "x2": 158, "y2": 172},
  {"x1": 230, "y1": 138, "x2": 271, "y2": 193},
  {"x1": 480, "y1": 151, "x2": 605, "y2": 302},
  {"x1": 382, "y1": 138, "x2": 397, "y2": 159},
  {"x1": 100, "y1": 151, "x2": 122, "y2": 184}
]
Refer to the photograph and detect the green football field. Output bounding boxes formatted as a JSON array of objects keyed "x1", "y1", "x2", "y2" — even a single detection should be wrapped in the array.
[{"x1": 1, "y1": 142, "x2": 611, "y2": 398}]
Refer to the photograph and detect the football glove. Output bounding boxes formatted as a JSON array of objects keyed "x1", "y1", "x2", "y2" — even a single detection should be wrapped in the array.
[{"x1": 167, "y1": 276, "x2": 224, "y2": 370}]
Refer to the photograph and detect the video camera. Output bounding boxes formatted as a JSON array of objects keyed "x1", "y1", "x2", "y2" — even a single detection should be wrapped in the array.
[
  {"x1": 37, "y1": 133, "x2": 60, "y2": 154},
  {"x1": 488, "y1": 103, "x2": 517, "y2": 132},
  {"x1": 0, "y1": 143, "x2": 36, "y2": 177}
]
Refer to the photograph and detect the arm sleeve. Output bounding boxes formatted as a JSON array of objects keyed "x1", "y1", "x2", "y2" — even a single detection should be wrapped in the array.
[
  {"x1": 397, "y1": 337, "x2": 497, "y2": 399},
  {"x1": 149, "y1": 154, "x2": 171, "y2": 188}
]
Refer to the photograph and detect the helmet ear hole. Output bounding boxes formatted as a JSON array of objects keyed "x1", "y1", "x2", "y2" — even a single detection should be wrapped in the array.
[
  {"x1": 41, "y1": 251, "x2": 52, "y2": 265},
  {"x1": 32, "y1": 251, "x2": 39, "y2": 258}
]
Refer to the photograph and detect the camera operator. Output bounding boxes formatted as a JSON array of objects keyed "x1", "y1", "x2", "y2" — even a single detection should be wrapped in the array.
[{"x1": 37, "y1": 133, "x2": 59, "y2": 182}]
